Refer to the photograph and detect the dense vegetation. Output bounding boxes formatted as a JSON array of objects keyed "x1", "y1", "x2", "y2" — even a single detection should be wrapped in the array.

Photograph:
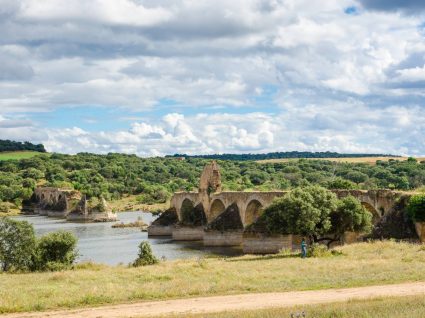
[
  {"x1": 0, "y1": 152, "x2": 424, "y2": 211},
  {"x1": 0, "y1": 139, "x2": 46, "y2": 153},
  {"x1": 408, "y1": 194, "x2": 425, "y2": 222},
  {"x1": 0, "y1": 218, "x2": 77, "y2": 272},
  {"x1": 168, "y1": 151, "x2": 396, "y2": 161}
]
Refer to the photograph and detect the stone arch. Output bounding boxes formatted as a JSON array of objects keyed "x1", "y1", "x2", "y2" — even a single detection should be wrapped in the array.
[
  {"x1": 244, "y1": 200, "x2": 264, "y2": 226},
  {"x1": 209, "y1": 199, "x2": 226, "y2": 222},
  {"x1": 207, "y1": 202, "x2": 243, "y2": 231},
  {"x1": 180, "y1": 199, "x2": 207, "y2": 226},
  {"x1": 361, "y1": 202, "x2": 381, "y2": 224},
  {"x1": 180, "y1": 198, "x2": 194, "y2": 222}
]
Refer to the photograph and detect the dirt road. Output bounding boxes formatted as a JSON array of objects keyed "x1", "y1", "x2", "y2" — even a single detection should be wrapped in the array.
[{"x1": 4, "y1": 282, "x2": 425, "y2": 318}]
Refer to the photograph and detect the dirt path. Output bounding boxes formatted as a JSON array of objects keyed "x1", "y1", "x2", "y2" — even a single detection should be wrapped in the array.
[{"x1": 4, "y1": 282, "x2": 425, "y2": 318}]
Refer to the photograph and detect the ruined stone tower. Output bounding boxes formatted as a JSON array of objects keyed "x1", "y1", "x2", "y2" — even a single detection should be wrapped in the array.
[{"x1": 199, "y1": 160, "x2": 222, "y2": 194}]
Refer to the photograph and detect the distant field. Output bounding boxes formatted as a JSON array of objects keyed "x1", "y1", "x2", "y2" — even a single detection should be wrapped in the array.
[
  {"x1": 257, "y1": 156, "x2": 425, "y2": 165},
  {"x1": 0, "y1": 151, "x2": 47, "y2": 161}
]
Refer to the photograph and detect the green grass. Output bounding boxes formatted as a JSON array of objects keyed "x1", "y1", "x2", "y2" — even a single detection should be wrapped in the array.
[
  {"x1": 160, "y1": 295, "x2": 425, "y2": 318},
  {"x1": 1, "y1": 241, "x2": 425, "y2": 313},
  {"x1": 0, "y1": 151, "x2": 47, "y2": 161}
]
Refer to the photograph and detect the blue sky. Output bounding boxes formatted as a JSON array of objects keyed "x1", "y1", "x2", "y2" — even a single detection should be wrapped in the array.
[{"x1": 0, "y1": 0, "x2": 425, "y2": 156}]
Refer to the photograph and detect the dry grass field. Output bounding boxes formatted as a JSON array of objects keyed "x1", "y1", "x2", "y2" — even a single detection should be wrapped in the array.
[
  {"x1": 257, "y1": 156, "x2": 425, "y2": 165},
  {"x1": 161, "y1": 295, "x2": 425, "y2": 318},
  {"x1": 1, "y1": 241, "x2": 425, "y2": 314}
]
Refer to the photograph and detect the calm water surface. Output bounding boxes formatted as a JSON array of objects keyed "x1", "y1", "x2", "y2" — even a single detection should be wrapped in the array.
[{"x1": 13, "y1": 212, "x2": 242, "y2": 265}]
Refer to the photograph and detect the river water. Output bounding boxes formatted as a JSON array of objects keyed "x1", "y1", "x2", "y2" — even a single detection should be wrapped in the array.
[{"x1": 13, "y1": 212, "x2": 242, "y2": 265}]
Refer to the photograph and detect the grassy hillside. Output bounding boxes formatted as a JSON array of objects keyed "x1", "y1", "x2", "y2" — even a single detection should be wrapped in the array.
[
  {"x1": 0, "y1": 151, "x2": 47, "y2": 161},
  {"x1": 1, "y1": 241, "x2": 425, "y2": 313}
]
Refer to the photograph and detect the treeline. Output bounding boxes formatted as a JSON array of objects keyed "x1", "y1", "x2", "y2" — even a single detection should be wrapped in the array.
[
  {"x1": 0, "y1": 140, "x2": 46, "y2": 153},
  {"x1": 167, "y1": 151, "x2": 397, "y2": 161},
  {"x1": 0, "y1": 152, "x2": 424, "y2": 211}
]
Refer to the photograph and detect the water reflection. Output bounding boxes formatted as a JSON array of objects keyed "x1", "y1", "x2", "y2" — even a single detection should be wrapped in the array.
[{"x1": 12, "y1": 212, "x2": 242, "y2": 265}]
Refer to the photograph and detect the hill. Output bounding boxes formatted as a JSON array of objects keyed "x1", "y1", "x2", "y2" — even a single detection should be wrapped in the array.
[
  {"x1": 0, "y1": 139, "x2": 46, "y2": 153},
  {"x1": 167, "y1": 151, "x2": 397, "y2": 161}
]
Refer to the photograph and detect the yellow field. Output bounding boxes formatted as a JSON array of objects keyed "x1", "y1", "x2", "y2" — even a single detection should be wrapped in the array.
[{"x1": 257, "y1": 156, "x2": 425, "y2": 165}]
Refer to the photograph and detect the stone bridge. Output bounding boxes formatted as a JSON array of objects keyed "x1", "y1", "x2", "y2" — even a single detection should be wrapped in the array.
[
  {"x1": 169, "y1": 161, "x2": 407, "y2": 228},
  {"x1": 171, "y1": 189, "x2": 406, "y2": 227}
]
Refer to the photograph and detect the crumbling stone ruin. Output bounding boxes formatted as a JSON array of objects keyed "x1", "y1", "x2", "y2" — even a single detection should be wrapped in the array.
[{"x1": 22, "y1": 187, "x2": 116, "y2": 222}]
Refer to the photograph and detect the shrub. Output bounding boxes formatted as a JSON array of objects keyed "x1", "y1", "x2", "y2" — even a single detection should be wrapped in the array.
[
  {"x1": 408, "y1": 194, "x2": 425, "y2": 222},
  {"x1": 35, "y1": 231, "x2": 78, "y2": 271},
  {"x1": 307, "y1": 243, "x2": 332, "y2": 257},
  {"x1": 132, "y1": 241, "x2": 158, "y2": 267},
  {"x1": 0, "y1": 218, "x2": 36, "y2": 272},
  {"x1": 0, "y1": 202, "x2": 10, "y2": 213}
]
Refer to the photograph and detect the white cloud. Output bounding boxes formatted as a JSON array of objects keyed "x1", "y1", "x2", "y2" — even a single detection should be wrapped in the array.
[{"x1": 0, "y1": 0, "x2": 425, "y2": 155}]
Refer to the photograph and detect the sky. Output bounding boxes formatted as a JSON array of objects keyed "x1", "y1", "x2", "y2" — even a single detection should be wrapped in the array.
[{"x1": 0, "y1": 0, "x2": 425, "y2": 156}]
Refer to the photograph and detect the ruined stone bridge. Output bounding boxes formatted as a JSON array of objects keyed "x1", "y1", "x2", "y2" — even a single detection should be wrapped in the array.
[
  {"x1": 171, "y1": 188, "x2": 405, "y2": 228},
  {"x1": 150, "y1": 161, "x2": 412, "y2": 252}
]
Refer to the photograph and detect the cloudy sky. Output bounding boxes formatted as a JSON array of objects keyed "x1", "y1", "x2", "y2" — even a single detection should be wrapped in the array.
[{"x1": 1, "y1": 0, "x2": 425, "y2": 156}]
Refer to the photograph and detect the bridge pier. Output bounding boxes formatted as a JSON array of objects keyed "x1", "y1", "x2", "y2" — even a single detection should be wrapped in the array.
[
  {"x1": 203, "y1": 230, "x2": 243, "y2": 246},
  {"x1": 172, "y1": 226, "x2": 204, "y2": 241}
]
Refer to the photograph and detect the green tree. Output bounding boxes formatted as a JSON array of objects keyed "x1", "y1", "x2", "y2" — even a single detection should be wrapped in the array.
[
  {"x1": 408, "y1": 194, "x2": 425, "y2": 222},
  {"x1": 261, "y1": 186, "x2": 338, "y2": 242},
  {"x1": 0, "y1": 218, "x2": 36, "y2": 272},
  {"x1": 35, "y1": 231, "x2": 78, "y2": 271},
  {"x1": 132, "y1": 241, "x2": 158, "y2": 266},
  {"x1": 324, "y1": 196, "x2": 372, "y2": 247}
]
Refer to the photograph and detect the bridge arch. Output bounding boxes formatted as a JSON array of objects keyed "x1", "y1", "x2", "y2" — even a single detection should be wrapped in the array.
[
  {"x1": 361, "y1": 202, "x2": 381, "y2": 224},
  {"x1": 244, "y1": 199, "x2": 264, "y2": 226},
  {"x1": 180, "y1": 198, "x2": 207, "y2": 226},
  {"x1": 209, "y1": 199, "x2": 226, "y2": 222}
]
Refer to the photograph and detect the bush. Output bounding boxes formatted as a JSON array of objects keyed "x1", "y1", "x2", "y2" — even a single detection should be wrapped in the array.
[
  {"x1": 307, "y1": 243, "x2": 332, "y2": 257},
  {"x1": 0, "y1": 202, "x2": 10, "y2": 213},
  {"x1": 0, "y1": 218, "x2": 36, "y2": 272},
  {"x1": 132, "y1": 241, "x2": 158, "y2": 266},
  {"x1": 408, "y1": 194, "x2": 425, "y2": 222},
  {"x1": 35, "y1": 231, "x2": 78, "y2": 271}
]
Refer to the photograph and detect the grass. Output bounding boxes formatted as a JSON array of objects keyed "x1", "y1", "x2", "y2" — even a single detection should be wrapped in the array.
[
  {"x1": 1, "y1": 241, "x2": 425, "y2": 313},
  {"x1": 257, "y1": 156, "x2": 425, "y2": 165},
  {"x1": 0, "y1": 151, "x2": 47, "y2": 161},
  {"x1": 159, "y1": 295, "x2": 425, "y2": 318}
]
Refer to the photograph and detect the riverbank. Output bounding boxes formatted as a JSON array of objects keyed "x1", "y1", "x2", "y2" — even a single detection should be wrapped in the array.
[
  {"x1": 1, "y1": 241, "x2": 425, "y2": 314},
  {"x1": 93, "y1": 195, "x2": 168, "y2": 213}
]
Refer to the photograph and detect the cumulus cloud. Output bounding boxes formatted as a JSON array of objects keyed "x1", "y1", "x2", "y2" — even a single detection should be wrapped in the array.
[{"x1": 0, "y1": 0, "x2": 424, "y2": 155}]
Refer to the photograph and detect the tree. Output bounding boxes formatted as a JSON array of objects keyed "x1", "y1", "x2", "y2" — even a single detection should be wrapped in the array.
[
  {"x1": 0, "y1": 218, "x2": 36, "y2": 272},
  {"x1": 35, "y1": 231, "x2": 78, "y2": 271},
  {"x1": 261, "y1": 186, "x2": 338, "y2": 242},
  {"x1": 132, "y1": 241, "x2": 158, "y2": 266},
  {"x1": 324, "y1": 196, "x2": 372, "y2": 247},
  {"x1": 408, "y1": 194, "x2": 425, "y2": 222}
]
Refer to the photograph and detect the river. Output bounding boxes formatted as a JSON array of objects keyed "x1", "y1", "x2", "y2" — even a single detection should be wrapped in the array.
[{"x1": 12, "y1": 212, "x2": 242, "y2": 265}]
